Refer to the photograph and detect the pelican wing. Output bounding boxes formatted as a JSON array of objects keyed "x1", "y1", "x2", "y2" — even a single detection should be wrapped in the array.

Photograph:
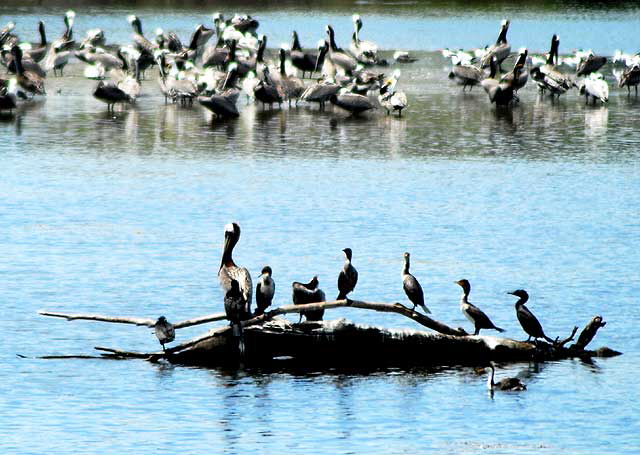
[{"x1": 219, "y1": 265, "x2": 253, "y2": 309}]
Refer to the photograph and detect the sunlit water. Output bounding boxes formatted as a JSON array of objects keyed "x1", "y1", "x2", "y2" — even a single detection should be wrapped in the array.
[{"x1": 1, "y1": 3, "x2": 640, "y2": 454}]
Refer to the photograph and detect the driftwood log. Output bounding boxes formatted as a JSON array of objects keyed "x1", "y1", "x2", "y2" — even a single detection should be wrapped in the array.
[{"x1": 38, "y1": 299, "x2": 620, "y2": 367}]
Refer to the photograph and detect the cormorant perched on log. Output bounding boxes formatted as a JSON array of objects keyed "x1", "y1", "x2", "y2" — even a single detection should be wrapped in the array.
[
  {"x1": 219, "y1": 222, "x2": 253, "y2": 317},
  {"x1": 225, "y1": 279, "x2": 247, "y2": 354},
  {"x1": 402, "y1": 252, "x2": 431, "y2": 314},
  {"x1": 292, "y1": 276, "x2": 326, "y2": 322},
  {"x1": 487, "y1": 362, "x2": 526, "y2": 391},
  {"x1": 508, "y1": 289, "x2": 554, "y2": 343},
  {"x1": 154, "y1": 316, "x2": 175, "y2": 351},
  {"x1": 337, "y1": 248, "x2": 358, "y2": 300},
  {"x1": 255, "y1": 266, "x2": 275, "y2": 316},
  {"x1": 455, "y1": 279, "x2": 504, "y2": 335}
]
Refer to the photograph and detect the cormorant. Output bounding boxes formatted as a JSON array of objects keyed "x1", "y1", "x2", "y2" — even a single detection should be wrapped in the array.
[
  {"x1": 455, "y1": 279, "x2": 505, "y2": 335},
  {"x1": 402, "y1": 252, "x2": 431, "y2": 314},
  {"x1": 292, "y1": 276, "x2": 326, "y2": 322},
  {"x1": 337, "y1": 248, "x2": 358, "y2": 300},
  {"x1": 487, "y1": 363, "x2": 527, "y2": 391},
  {"x1": 225, "y1": 279, "x2": 247, "y2": 354},
  {"x1": 508, "y1": 289, "x2": 554, "y2": 343},
  {"x1": 154, "y1": 316, "x2": 175, "y2": 352},
  {"x1": 255, "y1": 266, "x2": 275, "y2": 316}
]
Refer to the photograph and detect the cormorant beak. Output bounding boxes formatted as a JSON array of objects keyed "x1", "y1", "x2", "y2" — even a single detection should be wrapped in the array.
[{"x1": 507, "y1": 291, "x2": 516, "y2": 296}]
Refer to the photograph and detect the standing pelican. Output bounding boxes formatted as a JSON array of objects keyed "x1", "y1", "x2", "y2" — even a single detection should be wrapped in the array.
[
  {"x1": 255, "y1": 266, "x2": 275, "y2": 316},
  {"x1": 455, "y1": 279, "x2": 505, "y2": 335},
  {"x1": 329, "y1": 89, "x2": 374, "y2": 116},
  {"x1": 219, "y1": 222, "x2": 253, "y2": 317},
  {"x1": 378, "y1": 69, "x2": 408, "y2": 116},
  {"x1": 326, "y1": 25, "x2": 357, "y2": 75},
  {"x1": 24, "y1": 21, "x2": 47, "y2": 63},
  {"x1": 508, "y1": 289, "x2": 554, "y2": 343},
  {"x1": 577, "y1": 73, "x2": 609, "y2": 104},
  {"x1": 529, "y1": 35, "x2": 573, "y2": 99},
  {"x1": 337, "y1": 248, "x2": 358, "y2": 300},
  {"x1": 11, "y1": 46, "x2": 45, "y2": 96},
  {"x1": 487, "y1": 362, "x2": 527, "y2": 391},
  {"x1": 349, "y1": 14, "x2": 378, "y2": 65},
  {"x1": 480, "y1": 20, "x2": 511, "y2": 71},
  {"x1": 402, "y1": 252, "x2": 431, "y2": 314},
  {"x1": 292, "y1": 276, "x2": 326, "y2": 322},
  {"x1": 290, "y1": 31, "x2": 321, "y2": 78},
  {"x1": 154, "y1": 316, "x2": 175, "y2": 352}
]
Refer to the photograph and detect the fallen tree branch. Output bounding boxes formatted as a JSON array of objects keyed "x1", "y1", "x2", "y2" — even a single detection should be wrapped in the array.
[
  {"x1": 557, "y1": 326, "x2": 579, "y2": 348},
  {"x1": 94, "y1": 346, "x2": 159, "y2": 358},
  {"x1": 39, "y1": 310, "x2": 156, "y2": 327},
  {"x1": 570, "y1": 316, "x2": 607, "y2": 350}
]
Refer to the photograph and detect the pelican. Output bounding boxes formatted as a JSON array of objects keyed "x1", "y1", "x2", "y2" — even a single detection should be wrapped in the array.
[
  {"x1": 576, "y1": 54, "x2": 607, "y2": 77},
  {"x1": 349, "y1": 14, "x2": 378, "y2": 65},
  {"x1": 255, "y1": 266, "x2": 275, "y2": 316},
  {"x1": 225, "y1": 279, "x2": 247, "y2": 354},
  {"x1": 378, "y1": 69, "x2": 408, "y2": 116},
  {"x1": 155, "y1": 28, "x2": 182, "y2": 52},
  {"x1": 154, "y1": 316, "x2": 175, "y2": 351},
  {"x1": 455, "y1": 279, "x2": 505, "y2": 335},
  {"x1": 11, "y1": 46, "x2": 45, "y2": 96},
  {"x1": 577, "y1": 73, "x2": 609, "y2": 104},
  {"x1": 301, "y1": 77, "x2": 340, "y2": 110},
  {"x1": 0, "y1": 21, "x2": 17, "y2": 48},
  {"x1": 292, "y1": 276, "x2": 326, "y2": 322},
  {"x1": 337, "y1": 248, "x2": 358, "y2": 300},
  {"x1": 43, "y1": 45, "x2": 72, "y2": 76},
  {"x1": 202, "y1": 34, "x2": 230, "y2": 69},
  {"x1": 487, "y1": 363, "x2": 527, "y2": 391},
  {"x1": 480, "y1": 20, "x2": 511, "y2": 71},
  {"x1": 157, "y1": 52, "x2": 198, "y2": 105},
  {"x1": 291, "y1": 31, "x2": 321, "y2": 78},
  {"x1": 277, "y1": 48, "x2": 305, "y2": 106},
  {"x1": 508, "y1": 289, "x2": 554, "y2": 343},
  {"x1": 128, "y1": 15, "x2": 156, "y2": 55},
  {"x1": 49, "y1": 10, "x2": 75, "y2": 52},
  {"x1": 23, "y1": 21, "x2": 47, "y2": 63},
  {"x1": 219, "y1": 222, "x2": 253, "y2": 317},
  {"x1": 80, "y1": 28, "x2": 106, "y2": 50},
  {"x1": 618, "y1": 64, "x2": 640, "y2": 96},
  {"x1": 75, "y1": 46, "x2": 123, "y2": 72},
  {"x1": 326, "y1": 25, "x2": 357, "y2": 75},
  {"x1": 0, "y1": 79, "x2": 18, "y2": 113},
  {"x1": 253, "y1": 66, "x2": 284, "y2": 109},
  {"x1": 402, "y1": 252, "x2": 431, "y2": 314},
  {"x1": 448, "y1": 55, "x2": 484, "y2": 92},
  {"x1": 499, "y1": 48, "x2": 528, "y2": 93},
  {"x1": 529, "y1": 35, "x2": 573, "y2": 99},
  {"x1": 330, "y1": 89, "x2": 374, "y2": 116},
  {"x1": 481, "y1": 56, "x2": 522, "y2": 106}
]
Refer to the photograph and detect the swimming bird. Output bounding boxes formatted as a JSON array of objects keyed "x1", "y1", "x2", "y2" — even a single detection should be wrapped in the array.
[
  {"x1": 455, "y1": 279, "x2": 505, "y2": 335},
  {"x1": 326, "y1": 25, "x2": 358, "y2": 75},
  {"x1": 402, "y1": 252, "x2": 431, "y2": 314},
  {"x1": 378, "y1": 69, "x2": 408, "y2": 116},
  {"x1": 486, "y1": 362, "x2": 527, "y2": 391},
  {"x1": 219, "y1": 222, "x2": 253, "y2": 317},
  {"x1": 154, "y1": 316, "x2": 175, "y2": 351},
  {"x1": 290, "y1": 31, "x2": 322, "y2": 78},
  {"x1": 508, "y1": 289, "x2": 554, "y2": 343},
  {"x1": 349, "y1": 14, "x2": 378, "y2": 66},
  {"x1": 292, "y1": 276, "x2": 326, "y2": 322},
  {"x1": 11, "y1": 46, "x2": 45, "y2": 96},
  {"x1": 225, "y1": 279, "x2": 247, "y2": 354},
  {"x1": 330, "y1": 89, "x2": 374, "y2": 116},
  {"x1": 255, "y1": 266, "x2": 275, "y2": 316},
  {"x1": 577, "y1": 73, "x2": 609, "y2": 104},
  {"x1": 337, "y1": 248, "x2": 358, "y2": 300},
  {"x1": 393, "y1": 51, "x2": 418, "y2": 64},
  {"x1": 480, "y1": 20, "x2": 511, "y2": 72}
]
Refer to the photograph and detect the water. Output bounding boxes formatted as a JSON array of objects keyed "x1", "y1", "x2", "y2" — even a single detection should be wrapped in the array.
[{"x1": 1, "y1": 2, "x2": 640, "y2": 454}]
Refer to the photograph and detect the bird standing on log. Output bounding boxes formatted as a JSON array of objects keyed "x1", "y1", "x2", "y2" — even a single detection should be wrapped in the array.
[
  {"x1": 508, "y1": 289, "x2": 554, "y2": 343},
  {"x1": 255, "y1": 266, "x2": 275, "y2": 316},
  {"x1": 292, "y1": 276, "x2": 326, "y2": 322},
  {"x1": 486, "y1": 362, "x2": 527, "y2": 391},
  {"x1": 402, "y1": 252, "x2": 431, "y2": 314},
  {"x1": 225, "y1": 279, "x2": 247, "y2": 354},
  {"x1": 455, "y1": 279, "x2": 504, "y2": 335},
  {"x1": 337, "y1": 248, "x2": 358, "y2": 301},
  {"x1": 154, "y1": 316, "x2": 175, "y2": 352},
  {"x1": 219, "y1": 222, "x2": 253, "y2": 317}
]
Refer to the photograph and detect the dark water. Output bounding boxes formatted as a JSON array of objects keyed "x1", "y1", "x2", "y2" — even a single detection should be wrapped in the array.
[{"x1": 2, "y1": 3, "x2": 640, "y2": 454}]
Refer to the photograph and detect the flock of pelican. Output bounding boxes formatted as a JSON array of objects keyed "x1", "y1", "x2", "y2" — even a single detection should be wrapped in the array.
[
  {"x1": 444, "y1": 19, "x2": 640, "y2": 106},
  {"x1": 0, "y1": 11, "x2": 409, "y2": 117}
]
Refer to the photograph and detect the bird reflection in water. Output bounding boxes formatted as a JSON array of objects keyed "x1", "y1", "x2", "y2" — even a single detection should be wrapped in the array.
[{"x1": 584, "y1": 105, "x2": 608, "y2": 138}]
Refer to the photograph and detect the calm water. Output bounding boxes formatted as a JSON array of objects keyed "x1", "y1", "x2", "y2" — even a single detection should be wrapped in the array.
[{"x1": 1, "y1": 2, "x2": 640, "y2": 454}]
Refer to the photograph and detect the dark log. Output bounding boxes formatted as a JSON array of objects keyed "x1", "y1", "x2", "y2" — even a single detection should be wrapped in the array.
[{"x1": 570, "y1": 316, "x2": 606, "y2": 350}]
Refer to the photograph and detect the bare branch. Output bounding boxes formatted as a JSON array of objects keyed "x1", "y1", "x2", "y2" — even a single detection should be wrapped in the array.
[{"x1": 39, "y1": 311, "x2": 156, "y2": 327}]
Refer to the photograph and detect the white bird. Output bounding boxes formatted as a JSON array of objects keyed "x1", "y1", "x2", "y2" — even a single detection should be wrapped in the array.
[{"x1": 577, "y1": 73, "x2": 609, "y2": 104}]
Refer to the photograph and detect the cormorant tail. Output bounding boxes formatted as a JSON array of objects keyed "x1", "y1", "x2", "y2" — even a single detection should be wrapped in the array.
[
  {"x1": 337, "y1": 291, "x2": 347, "y2": 300},
  {"x1": 419, "y1": 303, "x2": 432, "y2": 314}
]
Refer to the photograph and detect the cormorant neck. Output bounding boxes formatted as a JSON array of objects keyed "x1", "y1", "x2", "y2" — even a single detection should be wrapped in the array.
[
  {"x1": 402, "y1": 258, "x2": 410, "y2": 275},
  {"x1": 514, "y1": 295, "x2": 528, "y2": 307}
]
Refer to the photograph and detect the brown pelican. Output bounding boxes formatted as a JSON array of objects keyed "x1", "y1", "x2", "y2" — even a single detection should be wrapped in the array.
[
  {"x1": 43, "y1": 46, "x2": 72, "y2": 76},
  {"x1": 93, "y1": 80, "x2": 130, "y2": 111},
  {"x1": 448, "y1": 58, "x2": 484, "y2": 92},
  {"x1": 253, "y1": 66, "x2": 284, "y2": 109},
  {"x1": 378, "y1": 69, "x2": 408, "y2": 116},
  {"x1": 530, "y1": 35, "x2": 573, "y2": 99},
  {"x1": 255, "y1": 266, "x2": 275, "y2": 316},
  {"x1": 11, "y1": 46, "x2": 45, "y2": 96},
  {"x1": 329, "y1": 89, "x2": 374, "y2": 116},
  {"x1": 618, "y1": 64, "x2": 640, "y2": 96},
  {"x1": 292, "y1": 276, "x2": 326, "y2": 322},
  {"x1": 481, "y1": 56, "x2": 522, "y2": 106},
  {"x1": 326, "y1": 25, "x2": 357, "y2": 75},
  {"x1": 508, "y1": 290, "x2": 554, "y2": 343},
  {"x1": 301, "y1": 77, "x2": 340, "y2": 110},
  {"x1": 157, "y1": 51, "x2": 198, "y2": 105},
  {"x1": 154, "y1": 316, "x2": 175, "y2": 351},
  {"x1": 576, "y1": 54, "x2": 607, "y2": 77},
  {"x1": 337, "y1": 248, "x2": 358, "y2": 300},
  {"x1": 219, "y1": 222, "x2": 253, "y2": 317},
  {"x1": 23, "y1": 21, "x2": 47, "y2": 63},
  {"x1": 155, "y1": 28, "x2": 183, "y2": 53},
  {"x1": 577, "y1": 74, "x2": 609, "y2": 104},
  {"x1": 79, "y1": 28, "x2": 106, "y2": 50},
  {"x1": 487, "y1": 363, "x2": 526, "y2": 391},
  {"x1": 480, "y1": 20, "x2": 511, "y2": 71},
  {"x1": 0, "y1": 79, "x2": 18, "y2": 113},
  {"x1": 277, "y1": 48, "x2": 305, "y2": 106},
  {"x1": 0, "y1": 22, "x2": 17, "y2": 48},
  {"x1": 455, "y1": 279, "x2": 505, "y2": 335},
  {"x1": 202, "y1": 34, "x2": 230, "y2": 69},
  {"x1": 499, "y1": 48, "x2": 528, "y2": 93},
  {"x1": 225, "y1": 279, "x2": 247, "y2": 354},
  {"x1": 49, "y1": 10, "x2": 75, "y2": 52},
  {"x1": 402, "y1": 252, "x2": 431, "y2": 314},
  {"x1": 349, "y1": 15, "x2": 378, "y2": 65},
  {"x1": 199, "y1": 63, "x2": 241, "y2": 118},
  {"x1": 128, "y1": 15, "x2": 156, "y2": 55},
  {"x1": 291, "y1": 31, "x2": 322, "y2": 78},
  {"x1": 76, "y1": 46, "x2": 123, "y2": 72}
]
